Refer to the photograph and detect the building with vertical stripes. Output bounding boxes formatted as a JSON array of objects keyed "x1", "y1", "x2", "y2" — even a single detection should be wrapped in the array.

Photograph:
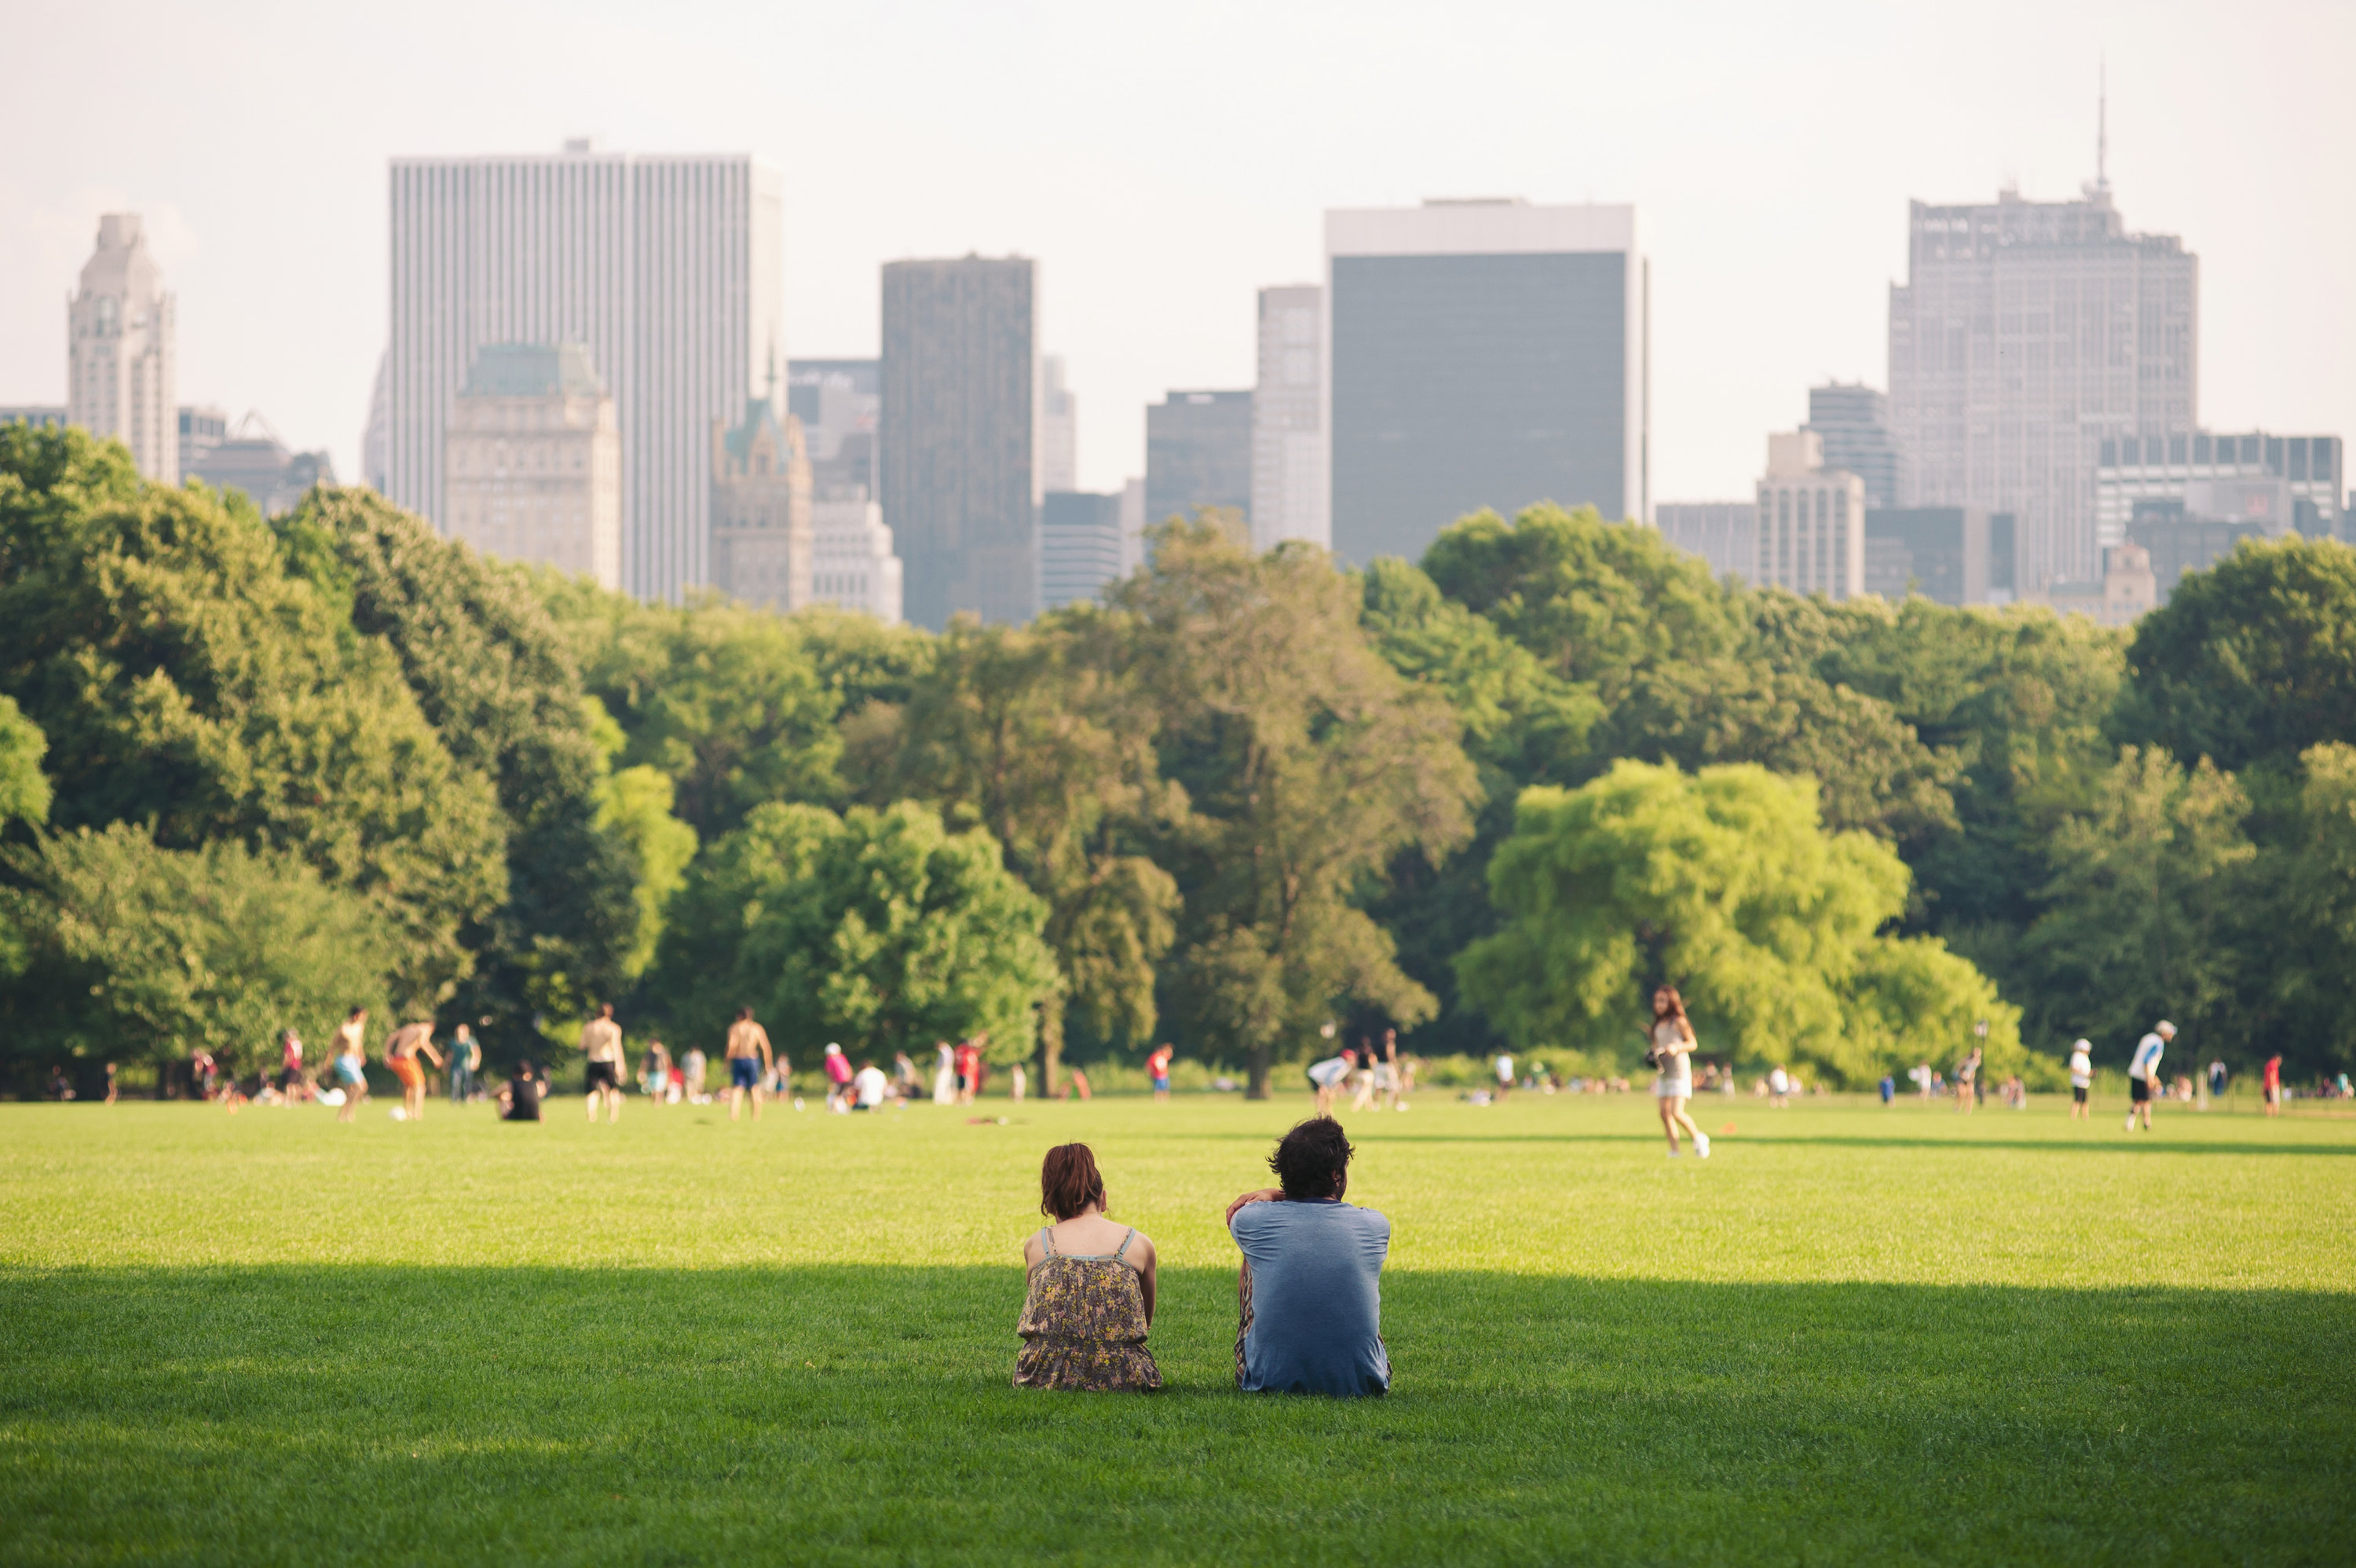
[
  {"x1": 880, "y1": 256, "x2": 1040, "y2": 629},
  {"x1": 1754, "y1": 432, "x2": 1864, "y2": 600},
  {"x1": 382, "y1": 142, "x2": 783, "y2": 601},
  {"x1": 1251, "y1": 284, "x2": 1326, "y2": 551},
  {"x1": 1888, "y1": 183, "x2": 2195, "y2": 593}
]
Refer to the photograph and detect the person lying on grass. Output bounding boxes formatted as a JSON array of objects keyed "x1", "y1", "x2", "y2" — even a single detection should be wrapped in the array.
[
  {"x1": 1012, "y1": 1142, "x2": 1162, "y2": 1391},
  {"x1": 1223, "y1": 1117, "x2": 1391, "y2": 1397}
]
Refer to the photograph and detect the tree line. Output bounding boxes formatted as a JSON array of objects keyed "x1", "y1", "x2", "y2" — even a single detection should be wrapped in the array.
[{"x1": 3, "y1": 422, "x2": 2351, "y2": 1096}]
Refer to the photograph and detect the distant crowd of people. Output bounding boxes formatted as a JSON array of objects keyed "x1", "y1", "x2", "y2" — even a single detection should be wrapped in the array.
[{"x1": 38, "y1": 996, "x2": 2356, "y2": 1123}]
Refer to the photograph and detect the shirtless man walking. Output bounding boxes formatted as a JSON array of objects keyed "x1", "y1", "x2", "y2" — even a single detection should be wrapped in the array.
[
  {"x1": 725, "y1": 1007, "x2": 775, "y2": 1122},
  {"x1": 383, "y1": 1020, "x2": 444, "y2": 1122},
  {"x1": 581, "y1": 1003, "x2": 626, "y2": 1124},
  {"x1": 331, "y1": 1007, "x2": 370, "y2": 1123}
]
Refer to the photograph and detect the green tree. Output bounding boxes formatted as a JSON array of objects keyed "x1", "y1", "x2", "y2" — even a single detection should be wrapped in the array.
[
  {"x1": 2268, "y1": 743, "x2": 2356, "y2": 1077},
  {"x1": 1355, "y1": 557, "x2": 1601, "y2": 1056},
  {"x1": 540, "y1": 581, "x2": 844, "y2": 839},
  {"x1": 276, "y1": 488, "x2": 645, "y2": 1050},
  {"x1": 1117, "y1": 521, "x2": 1479, "y2": 1095},
  {"x1": 2023, "y1": 746, "x2": 2254, "y2": 1052},
  {"x1": 584, "y1": 699, "x2": 699, "y2": 982},
  {"x1": 642, "y1": 801, "x2": 838, "y2": 1054},
  {"x1": 7, "y1": 822, "x2": 395, "y2": 1077},
  {"x1": 0, "y1": 426, "x2": 506, "y2": 1012},
  {"x1": 1418, "y1": 503, "x2": 1959, "y2": 844},
  {"x1": 711, "y1": 802, "x2": 1058, "y2": 1067},
  {"x1": 1460, "y1": 759, "x2": 2020, "y2": 1085},
  {"x1": 0, "y1": 695, "x2": 51, "y2": 832},
  {"x1": 884, "y1": 616, "x2": 1180, "y2": 1087},
  {"x1": 2116, "y1": 536, "x2": 2356, "y2": 776}
]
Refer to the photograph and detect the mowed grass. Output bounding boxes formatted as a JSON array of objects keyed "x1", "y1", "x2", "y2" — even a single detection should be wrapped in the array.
[{"x1": 2, "y1": 1089, "x2": 2351, "y2": 1566}]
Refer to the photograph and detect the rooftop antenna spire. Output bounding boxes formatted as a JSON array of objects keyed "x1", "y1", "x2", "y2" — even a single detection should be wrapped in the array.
[{"x1": 2097, "y1": 55, "x2": 2109, "y2": 193}]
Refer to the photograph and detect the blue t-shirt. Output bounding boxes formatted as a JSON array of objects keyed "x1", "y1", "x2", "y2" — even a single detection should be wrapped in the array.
[{"x1": 1229, "y1": 1197, "x2": 1391, "y2": 1396}]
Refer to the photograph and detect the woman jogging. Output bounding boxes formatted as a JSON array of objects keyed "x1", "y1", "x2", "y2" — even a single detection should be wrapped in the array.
[{"x1": 1649, "y1": 987, "x2": 1710, "y2": 1159}]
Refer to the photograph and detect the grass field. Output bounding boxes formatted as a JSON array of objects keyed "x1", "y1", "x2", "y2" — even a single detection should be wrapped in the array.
[{"x1": 2, "y1": 1087, "x2": 2351, "y2": 1566}]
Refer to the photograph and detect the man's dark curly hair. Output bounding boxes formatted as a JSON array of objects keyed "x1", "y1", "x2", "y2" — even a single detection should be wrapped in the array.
[{"x1": 1268, "y1": 1117, "x2": 1354, "y2": 1200}]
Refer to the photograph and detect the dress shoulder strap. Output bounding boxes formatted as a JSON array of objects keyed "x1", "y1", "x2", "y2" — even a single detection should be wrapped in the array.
[
  {"x1": 1039, "y1": 1226, "x2": 1056, "y2": 1258},
  {"x1": 1114, "y1": 1227, "x2": 1136, "y2": 1261}
]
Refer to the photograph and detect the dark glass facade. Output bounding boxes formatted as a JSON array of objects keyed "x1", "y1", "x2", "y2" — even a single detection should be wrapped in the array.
[
  {"x1": 1330, "y1": 252, "x2": 1629, "y2": 567},
  {"x1": 1144, "y1": 390, "x2": 1253, "y2": 529}
]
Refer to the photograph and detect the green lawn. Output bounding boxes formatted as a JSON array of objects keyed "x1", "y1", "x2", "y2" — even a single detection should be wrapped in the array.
[{"x1": 2, "y1": 1089, "x2": 2350, "y2": 1565}]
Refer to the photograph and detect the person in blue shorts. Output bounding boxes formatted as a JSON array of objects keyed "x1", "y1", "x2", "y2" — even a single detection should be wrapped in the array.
[
  {"x1": 724, "y1": 1007, "x2": 774, "y2": 1122},
  {"x1": 1148, "y1": 1044, "x2": 1174, "y2": 1103}
]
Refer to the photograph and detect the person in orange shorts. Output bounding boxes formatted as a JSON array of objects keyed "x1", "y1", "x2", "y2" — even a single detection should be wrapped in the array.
[{"x1": 383, "y1": 1021, "x2": 444, "y2": 1123}]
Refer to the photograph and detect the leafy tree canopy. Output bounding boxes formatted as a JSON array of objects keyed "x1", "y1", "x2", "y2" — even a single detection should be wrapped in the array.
[
  {"x1": 2116, "y1": 535, "x2": 2356, "y2": 777},
  {"x1": 1460, "y1": 759, "x2": 2020, "y2": 1086},
  {"x1": 0, "y1": 426, "x2": 505, "y2": 1011}
]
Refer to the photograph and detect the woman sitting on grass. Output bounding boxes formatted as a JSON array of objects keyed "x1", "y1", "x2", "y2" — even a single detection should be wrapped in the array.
[{"x1": 1012, "y1": 1143, "x2": 1162, "y2": 1391}]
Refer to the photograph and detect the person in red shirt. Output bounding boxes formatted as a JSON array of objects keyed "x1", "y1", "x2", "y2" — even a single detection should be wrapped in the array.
[
  {"x1": 822, "y1": 1043, "x2": 854, "y2": 1113},
  {"x1": 1147, "y1": 1044, "x2": 1175, "y2": 1102},
  {"x1": 956, "y1": 1036, "x2": 986, "y2": 1105},
  {"x1": 2263, "y1": 1054, "x2": 2283, "y2": 1117}
]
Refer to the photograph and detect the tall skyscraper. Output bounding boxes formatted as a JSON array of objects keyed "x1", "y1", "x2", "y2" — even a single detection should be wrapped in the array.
[
  {"x1": 1889, "y1": 183, "x2": 2196, "y2": 592},
  {"x1": 710, "y1": 388, "x2": 813, "y2": 612},
  {"x1": 1146, "y1": 390, "x2": 1252, "y2": 533},
  {"x1": 68, "y1": 214, "x2": 177, "y2": 481},
  {"x1": 383, "y1": 144, "x2": 784, "y2": 601},
  {"x1": 1754, "y1": 432, "x2": 1865, "y2": 600},
  {"x1": 1040, "y1": 354, "x2": 1077, "y2": 494},
  {"x1": 1252, "y1": 284, "x2": 1326, "y2": 550},
  {"x1": 1040, "y1": 491, "x2": 1124, "y2": 609},
  {"x1": 1326, "y1": 199, "x2": 1648, "y2": 566},
  {"x1": 1805, "y1": 383, "x2": 1901, "y2": 509},
  {"x1": 444, "y1": 343, "x2": 622, "y2": 590},
  {"x1": 880, "y1": 257, "x2": 1040, "y2": 629}
]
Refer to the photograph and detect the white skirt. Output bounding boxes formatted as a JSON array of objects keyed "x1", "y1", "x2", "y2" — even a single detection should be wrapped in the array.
[{"x1": 1654, "y1": 1076, "x2": 1692, "y2": 1099}]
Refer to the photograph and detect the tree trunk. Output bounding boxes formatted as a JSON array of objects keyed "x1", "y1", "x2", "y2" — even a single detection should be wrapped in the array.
[
  {"x1": 1040, "y1": 991, "x2": 1064, "y2": 1100},
  {"x1": 1246, "y1": 1041, "x2": 1271, "y2": 1100}
]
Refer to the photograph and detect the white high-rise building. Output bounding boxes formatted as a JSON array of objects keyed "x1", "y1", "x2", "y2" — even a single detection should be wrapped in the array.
[
  {"x1": 68, "y1": 214, "x2": 177, "y2": 481},
  {"x1": 1252, "y1": 284, "x2": 1327, "y2": 550},
  {"x1": 383, "y1": 143, "x2": 784, "y2": 601},
  {"x1": 1040, "y1": 355, "x2": 1077, "y2": 494},
  {"x1": 810, "y1": 495, "x2": 902, "y2": 624},
  {"x1": 1754, "y1": 432, "x2": 1865, "y2": 600}
]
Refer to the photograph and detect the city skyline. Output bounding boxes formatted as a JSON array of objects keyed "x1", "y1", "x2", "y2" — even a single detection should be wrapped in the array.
[{"x1": 2, "y1": 1, "x2": 2349, "y2": 516}]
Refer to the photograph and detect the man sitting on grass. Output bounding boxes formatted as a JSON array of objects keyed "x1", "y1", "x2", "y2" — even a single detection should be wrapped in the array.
[{"x1": 1222, "y1": 1118, "x2": 1391, "y2": 1397}]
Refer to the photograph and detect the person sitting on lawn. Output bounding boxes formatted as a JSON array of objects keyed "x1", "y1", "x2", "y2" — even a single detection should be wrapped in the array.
[
  {"x1": 1222, "y1": 1117, "x2": 1391, "y2": 1397},
  {"x1": 497, "y1": 1060, "x2": 544, "y2": 1122},
  {"x1": 1012, "y1": 1142, "x2": 1162, "y2": 1391}
]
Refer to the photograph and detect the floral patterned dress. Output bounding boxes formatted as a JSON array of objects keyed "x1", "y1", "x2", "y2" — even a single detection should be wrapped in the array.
[{"x1": 1012, "y1": 1226, "x2": 1163, "y2": 1391}]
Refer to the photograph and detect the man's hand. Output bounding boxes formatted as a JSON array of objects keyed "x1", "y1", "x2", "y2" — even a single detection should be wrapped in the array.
[{"x1": 1225, "y1": 1188, "x2": 1283, "y2": 1226}]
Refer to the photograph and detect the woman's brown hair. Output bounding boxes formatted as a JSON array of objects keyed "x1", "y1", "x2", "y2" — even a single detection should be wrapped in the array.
[
  {"x1": 1652, "y1": 985, "x2": 1696, "y2": 1041},
  {"x1": 1039, "y1": 1142, "x2": 1107, "y2": 1222}
]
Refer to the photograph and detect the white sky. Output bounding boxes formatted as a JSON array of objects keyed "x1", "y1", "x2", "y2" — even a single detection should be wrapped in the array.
[{"x1": 4, "y1": 0, "x2": 2350, "y2": 503}]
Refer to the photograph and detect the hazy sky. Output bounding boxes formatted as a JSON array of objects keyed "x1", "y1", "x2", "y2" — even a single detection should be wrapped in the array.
[{"x1": 5, "y1": 0, "x2": 2350, "y2": 502}]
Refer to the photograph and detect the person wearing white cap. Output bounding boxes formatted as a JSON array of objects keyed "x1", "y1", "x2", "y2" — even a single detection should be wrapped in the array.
[
  {"x1": 2127, "y1": 1022, "x2": 2174, "y2": 1131},
  {"x1": 2067, "y1": 1040, "x2": 2094, "y2": 1120}
]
